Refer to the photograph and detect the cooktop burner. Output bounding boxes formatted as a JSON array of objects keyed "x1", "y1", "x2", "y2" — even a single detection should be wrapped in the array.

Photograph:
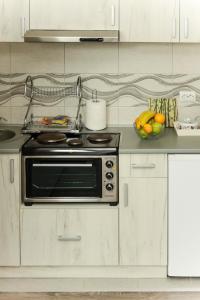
[
  {"x1": 37, "y1": 133, "x2": 66, "y2": 144},
  {"x1": 22, "y1": 132, "x2": 120, "y2": 156},
  {"x1": 87, "y1": 133, "x2": 112, "y2": 143},
  {"x1": 67, "y1": 138, "x2": 83, "y2": 146}
]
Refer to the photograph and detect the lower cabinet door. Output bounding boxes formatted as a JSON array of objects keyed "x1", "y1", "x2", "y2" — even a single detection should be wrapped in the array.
[
  {"x1": 0, "y1": 154, "x2": 20, "y2": 266},
  {"x1": 119, "y1": 178, "x2": 167, "y2": 266},
  {"x1": 21, "y1": 207, "x2": 118, "y2": 266}
]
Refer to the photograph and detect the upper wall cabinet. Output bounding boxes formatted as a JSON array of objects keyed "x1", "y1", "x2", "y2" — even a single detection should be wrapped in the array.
[
  {"x1": 120, "y1": 0, "x2": 179, "y2": 42},
  {"x1": 180, "y1": 0, "x2": 200, "y2": 42},
  {"x1": 0, "y1": 0, "x2": 29, "y2": 42},
  {"x1": 29, "y1": 0, "x2": 119, "y2": 30}
]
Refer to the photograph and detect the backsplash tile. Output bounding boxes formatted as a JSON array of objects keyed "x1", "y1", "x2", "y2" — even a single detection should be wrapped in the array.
[
  {"x1": 65, "y1": 43, "x2": 118, "y2": 73},
  {"x1": 0, "y1": 43, "x2": 11, "y2": 73},
  {"x1": 1, "y1": 72, "x2": 200, "y2": 125},
  {"x1": 10, "y1": 43, "x2": 65, "y2": 73},
  {"x1": 173, "y1": 44, "x2": 200, "y2": 74},
  {"x1": 0, "y1": 43, "x2": 200, "y2": 126},
  {"x1": 0, "y1": 106, "x2": 12, "y2": 123},
  {"x1": 11, "y1": 106, "x2": 27, "y2": 124},
  {"x1": 119, "y1": 43, "x2": 173, "y2": 74}
]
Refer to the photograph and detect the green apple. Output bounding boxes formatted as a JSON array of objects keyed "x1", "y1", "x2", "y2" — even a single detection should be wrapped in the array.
[
  {"x1": 139, "y1": 128, "x2": 148, "y2": 139},
  {"x1": 152, "y1": 122, "x2": 162, "y2": 135}
]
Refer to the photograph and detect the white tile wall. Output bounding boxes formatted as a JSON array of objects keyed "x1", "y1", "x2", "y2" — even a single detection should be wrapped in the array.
[
  {"x1": 119, "y1": 43, "x2": 173, "y2": 74},
  {"x1": 0, "y1": 106, "x2": 12, "y2": 123},
  {"x1": 0, "y1": 42, "x2": 200, "y2": 125},
  {"x1": 10, "y1": 43, "x2": 65, "y2": 73},
  {"x1": 0, "y1": 43, "x2": 10, "y2": 73},
  {"x1": 173, "y1": 44, "x2": 200, "y2": 74},
  {"x1": 65, "y1": 43, "x2": 118, "y2": 73}
]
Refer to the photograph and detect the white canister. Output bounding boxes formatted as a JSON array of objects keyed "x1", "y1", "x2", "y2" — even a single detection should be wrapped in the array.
[{"x1": 85, "y1": 99, "x2": 107, "y2": 130}]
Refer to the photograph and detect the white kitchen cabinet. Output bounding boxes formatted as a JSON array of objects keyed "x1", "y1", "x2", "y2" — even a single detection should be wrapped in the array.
[
  {"x1": 119, "y1": 154, "x2": 167, "y2": 266},
  {"x1": 21, "y1": 207, "x2": 118, "y2": 266},
  {"x1": 120, "y1": 0, "x2": 179, "y2": 42},
  {"x1": 0, "y1": 154, "x2": 20, "y2": 266},
  {"x1": 0, "y1": 0, "x2": 29, "y2": 42},
  {"x1": 180, "y1": 0, "x2": 200, "y2": 42},
  {"x1": 29, "y1": 0, "x2": 119, "y2": 31}
]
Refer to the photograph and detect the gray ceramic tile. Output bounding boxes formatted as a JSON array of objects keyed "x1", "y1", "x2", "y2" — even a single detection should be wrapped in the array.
[
  {"x1": 65, "y1": 43, "x2": 118, "y2": 73},
  {"x1": 173, "y1": 44, "x2": 200, "y2": 74},
  {"x1": 11, "y1": 43, "x2": 65, "y2": 73},
  {"x1": 119, "y1": 43, "x2": 173, "y2": 74}
]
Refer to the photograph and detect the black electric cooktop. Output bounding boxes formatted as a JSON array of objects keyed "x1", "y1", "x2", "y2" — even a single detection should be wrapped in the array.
[{"x1": 22, "y1": 132, "x2": 120, "y2": 156}]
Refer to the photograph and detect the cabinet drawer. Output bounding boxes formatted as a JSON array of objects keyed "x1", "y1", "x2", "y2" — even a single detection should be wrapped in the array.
[
  {"x1": 21, "y1": 208, "x2": 118, "y2": 266},
  {"x1": 119, "y1": 154, "x2": 167, "y2": 178}
]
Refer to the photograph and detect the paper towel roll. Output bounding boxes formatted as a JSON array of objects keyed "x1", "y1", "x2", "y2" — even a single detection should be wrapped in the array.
[{"x1": 85, "y1": 99, "x2": 106, "y2": 130}]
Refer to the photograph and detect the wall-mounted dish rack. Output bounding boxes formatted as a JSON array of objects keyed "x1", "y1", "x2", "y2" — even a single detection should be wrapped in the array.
[{"x1": 21, "y1": 75, "x2": 82, "y2": 134}]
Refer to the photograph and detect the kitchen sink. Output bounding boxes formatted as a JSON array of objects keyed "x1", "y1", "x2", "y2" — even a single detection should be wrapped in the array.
[{"x1": 0, "y1": 129, "x2": 15, "y2": 142}]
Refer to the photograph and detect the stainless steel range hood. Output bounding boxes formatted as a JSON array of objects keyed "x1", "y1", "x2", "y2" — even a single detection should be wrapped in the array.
[{"x1": 24, "y1": 30, "x2": 119, "y2": 43}]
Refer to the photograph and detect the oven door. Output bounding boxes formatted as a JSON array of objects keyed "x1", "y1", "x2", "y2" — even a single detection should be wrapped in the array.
[{"x1": 23, "y1": 156, "x2": 102, "y2": 202}]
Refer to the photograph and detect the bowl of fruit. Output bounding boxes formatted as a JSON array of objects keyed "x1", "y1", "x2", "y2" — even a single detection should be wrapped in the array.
[{"x1": 134, "y1": 111, "x2": 165, "y2": 139}]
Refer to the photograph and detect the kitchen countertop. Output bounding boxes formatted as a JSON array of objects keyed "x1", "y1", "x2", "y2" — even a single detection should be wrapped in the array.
[
  {"x1": 0, "y1": 125, "x2": 30, "y2": 153},
  {"x1": 115, "y1": 127, "x2": 200, "y2": 154},
  {"x1": 83, "y1": 126, "x2": 200, "y2": 153},
  {"x1": 1, "y1": 125, "x2": 200, "y2": 154}
]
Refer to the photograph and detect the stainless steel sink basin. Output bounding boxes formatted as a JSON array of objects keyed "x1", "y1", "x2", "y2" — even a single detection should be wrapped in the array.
[{"x1": 0, "y1": 129, "x2": 15, "y2": 142}]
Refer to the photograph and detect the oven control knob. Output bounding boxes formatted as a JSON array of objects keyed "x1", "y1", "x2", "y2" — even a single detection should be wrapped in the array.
[
  {"x1": 106, "y1": 160, "x2": 114, "y2": 168},
  {"x1": 106, "y1": 172, "x2": 114, "y2": 180},
  {"x1": 106, "y1": 183, "x2": 114, "y2": 191}
]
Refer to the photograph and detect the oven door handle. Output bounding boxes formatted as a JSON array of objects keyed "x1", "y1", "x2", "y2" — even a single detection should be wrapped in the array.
[{"x1": 32, "y1": 163, "x2": 93, "y2": 167}]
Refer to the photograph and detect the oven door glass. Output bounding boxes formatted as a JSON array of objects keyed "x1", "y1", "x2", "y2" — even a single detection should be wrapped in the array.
[{"x1": 25, "y1": 158, "x2": 102, "y2": 198}]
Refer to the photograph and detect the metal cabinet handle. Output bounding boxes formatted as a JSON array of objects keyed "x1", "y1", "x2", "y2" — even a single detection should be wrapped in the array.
[
  {"x1": 10, "y1": 159, "x2": 14, "y2": 184},
  {"x1": 172, "y1": 17, "x2": 176, "y2": 39},
  {"x1": 184, "y1": 17, "x2": 189, "y2": 39},
  {"x1": 33, "y1": 163, "x2": 92, "y2": 167},
  {"x1": 124, "y1": 183, "x2": 129, "y2": 208},
  {"x1": 57, "y1": 235, "x2": 81, "y2": 242},
  {"x1": 111, "y1": 5, "x2": 115, "y2": 26},
  {"x1": 131, "y1": 163, "x2": 156, "y2": 169}
]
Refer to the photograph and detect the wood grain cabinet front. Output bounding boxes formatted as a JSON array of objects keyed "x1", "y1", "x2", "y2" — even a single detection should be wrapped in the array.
[
  {"x1": 0, "y1": 0, "x2": 29, "y2": 42},
  {"x1": 119, "y1": 154, "x2": 167, "y2": 266},
  {"x1": 29, "y1": 0, "x2": 119, "y2": 30},
  {"x1": 120, "y1": 0, "x2": 179, "y2": 42},
  {"x1": 21, "y1": 207, "x2": 118, "y2": 266},
  {"x1": 0, "y1": 154, "x2": 20, "y2": 266},
  {"x1": 120, "y1": 0, "x2": 200, "y2": 43},
  {"x1": 180, "y1": 0, "x2": 200, "y2": 42}
]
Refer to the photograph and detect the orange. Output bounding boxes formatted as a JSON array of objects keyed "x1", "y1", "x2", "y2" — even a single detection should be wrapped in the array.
[
  {"x1": 143, "y1": 123, "x2": 153, "y2": 134},
  {"x1": 154, "y1": 113, "x2": 165, "y2": 124}
]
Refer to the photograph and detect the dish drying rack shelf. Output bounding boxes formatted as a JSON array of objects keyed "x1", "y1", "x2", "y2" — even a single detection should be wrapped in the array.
[
  {"x1": 28, "y1": 85, "x2": 77, "y2": 99},
  {"x1": 22, "y1": 75, "x2": 82, "y2": 134},
  {"x1": 22, "y1": 115, "x2": 79, "y2": 134}
]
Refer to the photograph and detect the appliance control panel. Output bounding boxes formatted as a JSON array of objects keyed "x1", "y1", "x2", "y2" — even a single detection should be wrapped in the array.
[{"x1": 102, "y1": 156, "x2": 118, "y2": 201}]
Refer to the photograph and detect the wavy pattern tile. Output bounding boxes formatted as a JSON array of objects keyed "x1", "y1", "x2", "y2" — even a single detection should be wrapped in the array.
[{"x1": 0, "y1": 73, "x2": 200, "y2": 107}]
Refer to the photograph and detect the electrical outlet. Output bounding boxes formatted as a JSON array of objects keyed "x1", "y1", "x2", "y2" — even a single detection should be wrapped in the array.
[{"x1": 179, "y1": 91, "x2": 196, "y2": 106}]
